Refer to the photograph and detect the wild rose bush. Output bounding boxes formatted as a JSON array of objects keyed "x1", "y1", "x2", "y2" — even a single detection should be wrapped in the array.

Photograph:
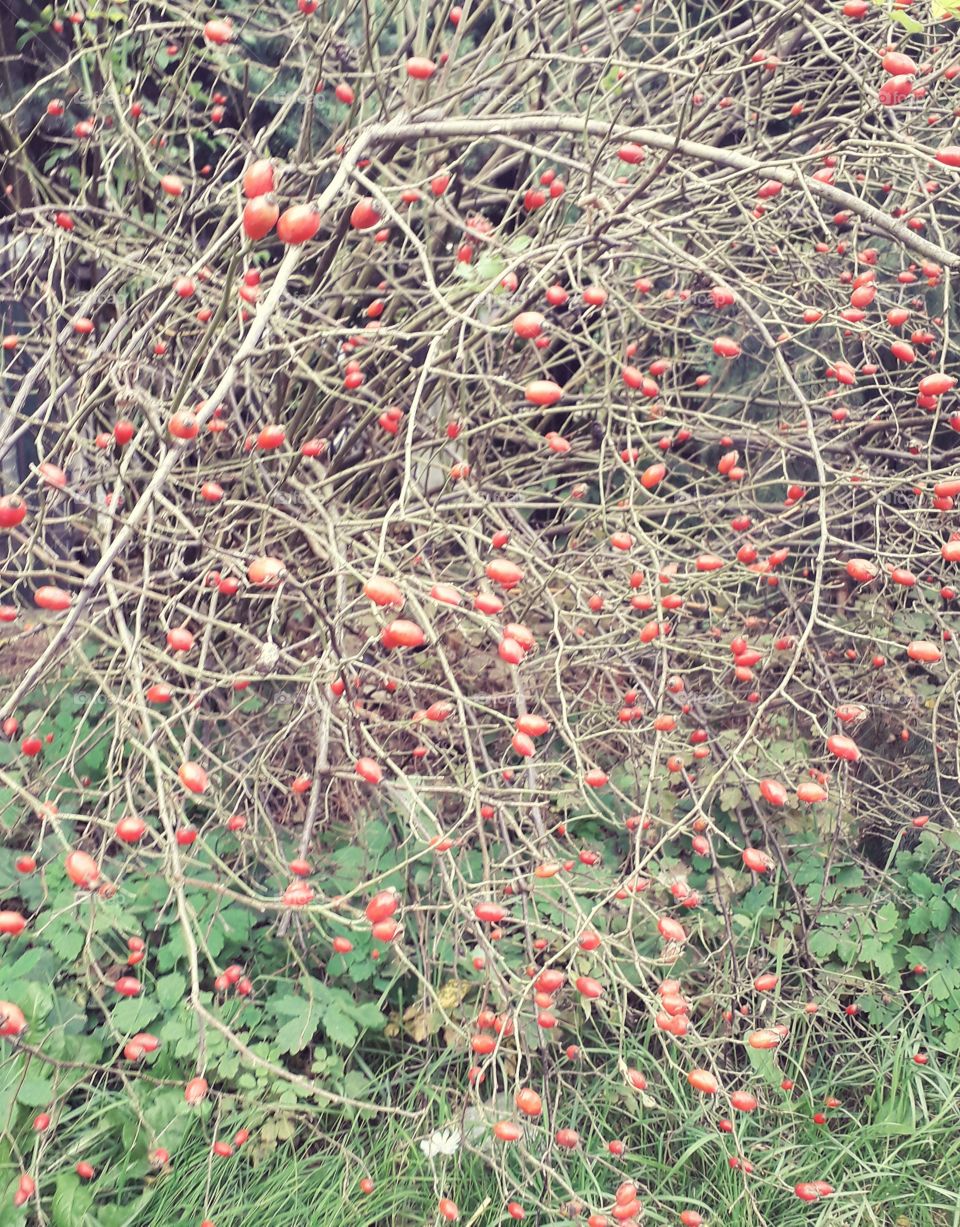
[{"x1": 1, "y1": 0, "x2": 960, "y2": 1222}]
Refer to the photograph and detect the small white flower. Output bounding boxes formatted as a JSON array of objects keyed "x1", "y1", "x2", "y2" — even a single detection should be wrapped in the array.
[{"x1": 419, "y1": 1127, "x2": 462, "y2": 1158}]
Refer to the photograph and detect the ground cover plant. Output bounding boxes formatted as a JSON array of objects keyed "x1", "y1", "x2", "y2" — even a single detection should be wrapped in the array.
[{"x1": 2, "y1": 0, "x2": 960, "y2": 1223}]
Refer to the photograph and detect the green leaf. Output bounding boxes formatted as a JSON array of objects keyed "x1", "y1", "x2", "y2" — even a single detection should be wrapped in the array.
[
  {"x1": 927, "y1": 972, "x2": 958, "y2": 1002},
  {"x1": 794, "y1": 858, "x2": 823, "y2": 887},
  {"x1": 51, "y1": 1173, "x2": 94, "y2": 1227},
  {"x1": 0, "y1": 1063, "x2": 20, "y2": 1129},
  {"x1": 335, "y1": 1068, "x2": 372, "y2": 1113},
  {"x1": 321, "y1": 1000, "x2": 358, "y2": 1047},
  {"x1": 112, "y1": 996, "x2": 161, "y2": 1033},
  {"x1": 347, "y1": 957, "x2": 377, "y2": 984},
  {"x1": 7, "y1": 948, "x2": 49, "y2": 982},
  {"x1": 156, "y1": 972, "x2": 187, "y2": 1009},
  {"x1": 44, "y1": 919, "x2": 85, "y2": 963},
  {"x1": 908, "y1": 904, "x2": 931, "y2": 935},
  {"x1": 875, "y1": 947, "x2": 896, "y2": 975},
  {"x1": 155, "y1": 932, "x2": 184, "y2": 970},
  {"x1": 0, "y1": 788, "x2": 17, "y2": 830},
  {"x1": 202, "y1": 902, "x2": 254, "y2": 959},
  {"x1": 890, "y1": 7, "x2": 924, "y2": 29},
  {"x1": 861, "y1": 937, "x2": 896, "y2": 975},
  {"x1": 908, "y1": 872, "x2": 934, "y2": 900},
  {"x1": 807, "y1": 929, "x2": 837, "y2": 959},
  {"x1": 363, "y1": 821, "x2": 392, "y2": 856},
  {"x1": 475, "y1": 252, "x2": 505, "y2": 283},
  {"x1": 345, "y1": 1001, "x2": 385, "y2": 1030},
  {"x1": 874, "y1": 902, "x2": 900, "y2": 934},
  {"x1": 98, "y1": 1193, "x2": 152, "y2": 1226},
  {"x1": 273, "y1": 995, "x2": 322, "y2": 1055},
  {"x1": 16, "y1": 1074, "x2": 53, "y2": 1107},
  {"x1": 718, "y1": 785, "x2": 741, "y2": 813},
  {"x1": 928, "y1": 896, "x2": 951, "y2": 931},
  {"x1": 327, "y1": 845, "x2": 366, "y2": 893},
  {"x1": 745, "y1": 1044, "x2": 782, "y2": 1087},
  {"x1": 835, "y1": 937, "x2": 858, "y2": 962}
]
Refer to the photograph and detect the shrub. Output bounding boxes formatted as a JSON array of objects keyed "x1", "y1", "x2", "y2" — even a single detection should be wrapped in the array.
[{"x1": 1, "y1": 0, "x2": 960, "y2": 1222}]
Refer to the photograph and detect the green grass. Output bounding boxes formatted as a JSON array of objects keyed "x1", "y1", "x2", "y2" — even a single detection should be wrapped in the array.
[{"x1": 7, "y1": 1024, "x2": 959, "y2": 1227}]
